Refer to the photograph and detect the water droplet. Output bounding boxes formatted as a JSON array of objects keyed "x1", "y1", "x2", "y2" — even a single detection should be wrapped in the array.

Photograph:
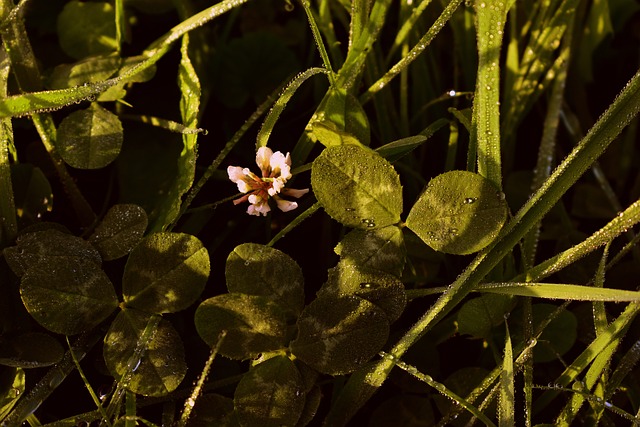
[
  {"x1": 345, "y1": 207, "x2": 355, "y2": 212},
  {"x1": 448, "y1": 90, "x2": 456, "y2": 97},
  {"x1": 463, "y1": 197, "x2": 477, "y2": 204},
  {"x1": 360, "y1": 282, "x2": 376, "y2": 289}
]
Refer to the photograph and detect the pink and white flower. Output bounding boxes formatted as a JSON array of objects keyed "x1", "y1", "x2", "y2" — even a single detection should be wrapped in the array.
[{"x1": 227, "y1": 147, "x2": 309, "y2": 216}]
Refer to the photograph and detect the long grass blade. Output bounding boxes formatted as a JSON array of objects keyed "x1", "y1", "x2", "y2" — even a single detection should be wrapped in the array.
[
  {"x1": 325, "y1": 64, "x2": 640, "y2": 427},
  {"x1": 499, "y1": 321, "x2": 515, "y2": 426}
]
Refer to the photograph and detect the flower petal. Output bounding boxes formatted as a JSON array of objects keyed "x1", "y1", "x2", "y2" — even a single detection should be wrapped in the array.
[
  {"x1": 268, "y1": 177, "x2": 287, "y2": 196},
  {"x1": 248, "y1": 201, "x2": 271, "y2": 216},
  {"x1": 256, "y1": 147, "x2": 273, "y2": 175},
  {"x1": 232, "y1": 194, "x2": 250, "y2": 205},
  {"x1": 269, "y1": 151, "x2": 292, "y2": 180},
  {"x1": 275, "y1": 197, "x2": 298, "y2": 212},
  {"x1": 227, "y1": 166, "x2": 245, "y2": 183},
  {"x1": 281, "y1": 188, "x2": 309, "y2": 198}
]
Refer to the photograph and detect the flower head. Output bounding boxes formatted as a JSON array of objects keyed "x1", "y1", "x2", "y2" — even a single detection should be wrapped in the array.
[{"x1": 227, "y1": 147, "x2": 309, "y2": 216}]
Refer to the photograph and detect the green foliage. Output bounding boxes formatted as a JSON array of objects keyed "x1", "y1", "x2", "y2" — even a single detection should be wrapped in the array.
[
  {"x1": 56, "y1": 1, "x2": 118, "y2": 60},
  {"x1": 406, "y1": 170, "x2": 508, "y2": 255},
  {"x1": 88, "y1": 203, "x2": 148, "y2": 261},
  {"x1": 20, "y1": 256, "x2": 117, "y2": 335},
  {"x1": 0, "y1": 368, "x2": 24, "y2": 419},
  {"x1": 0, "y1": 333, "x2": 63, "y2": 368},
  {"x1": 225, "y1": 243, "x2": 305, "y2": 318},
  {"x1": 195, "y1": 293, "x2": 289, "y2": 360},
  {"x1": 122, "y1": 232, "x2": 209, "y2": 313},
  {"x1": 57, "y1": 103, "x2": 123, "y2": 169},
  {"x1": 290, "y1": 294, "x2": 390, "y2": 375},
  {"x1": 103, "y1": 309, "x2": 187, "y2": 396},
  {"x1": 311, "y1": 144, "x2": 403, "y2": 229},
  {"x1": 1, "y1": 0, "x2": 639, "y2": 425},
  {"x1": 234, "y1": 356, "x2": 305, "y2": 426},
  {"x1": 307, "y1": 87, "x2": 370, "y2": 147}
]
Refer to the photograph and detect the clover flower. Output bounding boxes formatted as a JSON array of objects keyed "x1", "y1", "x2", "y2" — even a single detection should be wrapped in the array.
[{"x1": 227, "y1": 147, "x2": 309, "y2": 216}]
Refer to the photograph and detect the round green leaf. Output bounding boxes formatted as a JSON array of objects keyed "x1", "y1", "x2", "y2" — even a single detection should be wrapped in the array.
[
  {"x1": 195, "y1": 294, "x2": 288, "y2": 360},
  {"x1": 311, "y1": 145, "x2": 403, "y2": 229},
  {"x1": 89, "y1": 204, "x2": 148, "y2": 261},
  {"x1": 406, "y1": 170, "x2": 508, "y2": 255},
  {"x1": 0, "y1": 332, "x2": 64, "y2": 368},
  {"x1": 290, "y1": 294, "x2": 390, "y2": 375},
  {"x1": 56, "y1": 1, "x2": 117, "y2": 59},
  {"x1": 226, "y1": 243, "x2": 304, "y2": 317},
  {"x1": 334, "y1": 225, "x2": 406, "y2": 277},
  {"x1": 3, "y1": 229, "x2": 101, "y2": 278},
  {"x1": 57, "y1": 103, "x2": 123, "y2": 169},
  {"x1": 234, "y1": 356, "x2": 305, "y2": 427},
  {"x1": 103, "y1": 309, "x2": 187, "y2": 396},
  {"x1": 122, "y1": 232, "x2": 209, "y2": 314},
  {"x1": 320, "y1": 264, "x2": 406, "y2": 323},
  {"x1": 20, "y1": 256, "x2": 118, "y2": 335}
]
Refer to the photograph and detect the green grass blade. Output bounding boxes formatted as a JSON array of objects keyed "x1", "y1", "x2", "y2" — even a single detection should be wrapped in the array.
[
  {"x1": 477, "y1": 282, "x2": 640, "y2": 302},
  {"x1": 499, "y1": 321, "x2": 515, "y2": 426},
  {"x1": 0, "y1": 0, "x2": 250, "y2": 119},
  {"x1": 385, "y1": 0, "x2": 435, "y2": 62},
  {"x1": 300, "y1": 0, "x2": 336, "y2": 85},
  {"x1": 533, "y1": 302, "x2": 640, "y2": 415},
  {"x1": 177, "y1": 331, "x2": 226, "y2": 427},
  {"x1": 256, "y1": 67, "x2": 329, "y2": 149},
  {"x1": 115, "y1": 0, "x2": 125, "y2": 54},
  {"x1": 360, "y1": 0, "x2": 463, "y2": 105},
  {"x1": 471, "y1": 0, "x2": 509, "y2": 190},
  {"x1": 502, "y1": 0, "x2": 578, "y2": 141},
  {"x1": 326, "y1": 65, "x2": 640, "y2": 427},
  {"x1": 517, "y1": 198, "x2": 640, "y2": 282},
  {"x1": 379, "y1": 352, "x2": 497, "y2": 427},
  {"x1": 555, "y1": 243, "x2": 611, "y2": 425},
  {"x1": 1, "y1": 332, "x2": 103, "y2": 426},
  {"x1": 439, "y1": 329, "x2": 540, "y2": 425},
  {"x1": 317, "y1": 0, "x2": 344, "y2": 68},
  {"x1": 606, "y1": 339, "x2": 640, "y2": 402},
  {"x1": 171, "y1": 84, "x2": 281, "y2": 229},
  {"x1": 149, "y1": 31, "x2": 201, "y2": 232},
  {"x1": 522, "y1": 13, "x2": 574, "y2": 266},
  {"x1": 334, "y1": 0, "x2": 392, "y2": 91},
  {"x1": 122, "y1": 115, "x2": 206, "y2": 134}
]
